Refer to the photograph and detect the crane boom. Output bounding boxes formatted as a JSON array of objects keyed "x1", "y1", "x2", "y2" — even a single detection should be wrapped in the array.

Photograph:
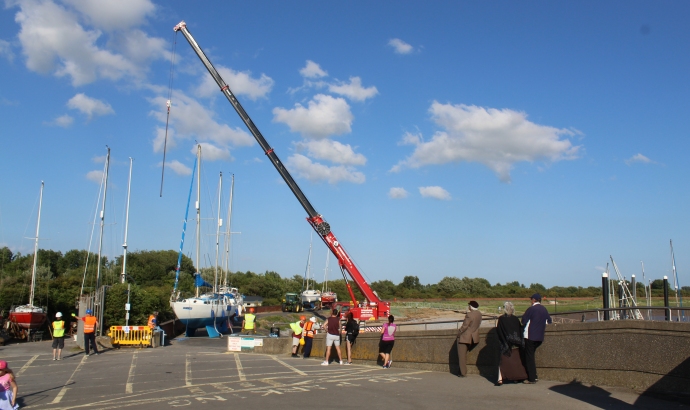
[{"x1": 174, "y1": 21, "x2": 390, "y2": 320}]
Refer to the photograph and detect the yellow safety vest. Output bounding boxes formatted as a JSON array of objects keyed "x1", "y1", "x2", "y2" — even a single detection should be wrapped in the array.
[
  {"x1": 53, "y1": 320, "x2": 65, "y2": 338},
  {"x1": 244, "y1": 313, "x2": 256, "y2": 329}
]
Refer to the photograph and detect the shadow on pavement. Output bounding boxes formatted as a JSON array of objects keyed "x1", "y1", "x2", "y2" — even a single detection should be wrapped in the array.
[
  {"x1": 637, "y1": 356, "x2": 690, "y2": 406},
  {"x1": 550, "y1": 381, "x2": 690, "y2": 409}
]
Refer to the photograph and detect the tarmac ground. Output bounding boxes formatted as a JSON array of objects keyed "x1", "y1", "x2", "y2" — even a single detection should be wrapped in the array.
[{"x1": 0, "y1": 336, "x2": 686, "y2": 410}]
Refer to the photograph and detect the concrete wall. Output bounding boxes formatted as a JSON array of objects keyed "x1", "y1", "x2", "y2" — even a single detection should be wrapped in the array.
[{"x1": 245, "y1": 320, "x2": 690, "y2": 394}]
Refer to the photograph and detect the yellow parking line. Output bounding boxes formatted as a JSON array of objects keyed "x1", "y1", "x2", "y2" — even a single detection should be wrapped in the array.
[
  {"x1": 51, "y1": 354, "x2": 87, "y2": 404},
  {"x1": 126, "y1": 351, "x2": 138, "y2": 393},
  {"x1": 185, "y1": 353, "x2": 192, "y2": 386},
  {"x1": 234, "y1": 353, "x2": 246, "y2": 381},
  {"x1": 271, "y1": 356, "x2": 307, "y2": 376},
  {"x1": 17, "y1": 355, "x2": 38, "y2": 376}
]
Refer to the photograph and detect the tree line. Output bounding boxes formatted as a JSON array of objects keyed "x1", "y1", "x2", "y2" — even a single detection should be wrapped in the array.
[{"x1": 1, "y1": 247, "x2": 687, "y2": 329}]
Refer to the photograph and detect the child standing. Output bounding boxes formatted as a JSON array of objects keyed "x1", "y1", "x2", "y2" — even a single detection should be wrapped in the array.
[{"x1": 0, "y1": 360, "x2": 18, "y2": 410}]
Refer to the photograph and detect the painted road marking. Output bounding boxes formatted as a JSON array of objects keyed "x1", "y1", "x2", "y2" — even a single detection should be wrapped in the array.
[
  {"x1": 185, "y1": 353, "x2": 191, "y2": 386},
  {"x1": 16, "y1": 355, "x2": 38, "y2": 376},
  {"x1": 234, "y1": 353, "x2": 246, "y2": 381},
  {"x1": 51, "y1": 354, "x2": 88, "y2": 404},
  {"x1": 271, "y1": 355, "x2": 308, "y2": 376},
  {"x1": 125, "y1": 351, "x2": 138, "y2": 394}
]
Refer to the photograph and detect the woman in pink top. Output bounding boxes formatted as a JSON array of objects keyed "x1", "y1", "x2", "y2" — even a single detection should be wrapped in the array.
[
  {"x1": 379, "y1": 315, "x2": 397, "y2": 368},
  {"x1": 0, "y1": 360, "x2": 18, "y2": 410}
]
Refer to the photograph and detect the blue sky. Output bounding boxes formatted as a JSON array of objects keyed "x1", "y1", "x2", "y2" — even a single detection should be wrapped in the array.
[{"x1": 1, "y1": 1, "x2": 688, "y2": 289}]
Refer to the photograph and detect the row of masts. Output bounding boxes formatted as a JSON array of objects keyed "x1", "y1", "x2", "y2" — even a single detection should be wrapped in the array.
[{"x1": 606, "y1": 243, "x2": 684, "y2": 321}]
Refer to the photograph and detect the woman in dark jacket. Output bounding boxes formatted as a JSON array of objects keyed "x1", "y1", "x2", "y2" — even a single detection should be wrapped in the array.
[
  {"x1": 342, "y1": 312, "x2": 357, "y2": 364},
  {"x1": 496, "y1": 301, "x2": 527, "y2": 385}
]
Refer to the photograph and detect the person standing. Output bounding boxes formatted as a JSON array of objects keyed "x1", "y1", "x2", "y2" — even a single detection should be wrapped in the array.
[
  {"x1": 0, "y1": 360, "x2": 18, "y2": 410},
  {"x1": 147, "y1": 311, "x2": 159, "y2": 331},
  {"x1": 379, "y1": 315, "x2": 397, "y2": 368},
  {"x1": 521, "y1": 293, "x2": 552, "y2": 384},
  {"x1": 51, "y1": 312, "x2": 66, "y2": 361},
  {"x1": 457, "y1": 301, "x2": 482, "y2": 377},
  {"x1": 342, "y1": 312, "x2": 358, "y2": 365},
  {"x1": 496, "y1": 301, "x2": 526, "y2": 385},
  {"x1": 291, "y1": 316, "x2": 306, "y2": 357},
  {"x1": 242, "y1": 307, "x2": 256, "y2": 335},
  {"x1": 73, "y1": 309, "x2": 99, "y2": 356},
  {"x1": 301, "y1": 317, "x2": 319, "y2": 358},
  {"x1": 321, "y1": 309, "x2": 343, "y2": 366}
]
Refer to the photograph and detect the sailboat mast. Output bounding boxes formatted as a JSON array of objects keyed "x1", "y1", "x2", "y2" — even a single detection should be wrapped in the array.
[
  {"x1": 28, "y1": 181, "x2": 44, "y2": 307},
  {"x1": 322, "y1": 250, "x2": 330, "y2": 293},
  {"x1": 96, "y1": 147, "x2": 110, "y2": 290},
  {"x1": 195, "y1": 144, "x2": 201, "y2": 298},
  {"x1": 223, "y1": 174, "x2": 234, "y2": 288},
  {"x1": 121, "y1": 157, "x2": 133, "y2": 284},
  {"x1": 214, "y1": 172, "x2": 222, "y2": 292}
]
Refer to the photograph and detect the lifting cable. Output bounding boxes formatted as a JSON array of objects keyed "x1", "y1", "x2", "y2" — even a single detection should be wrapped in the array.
[{"x1": 160, "y1": 30, "x2": 179, "y2": 197}]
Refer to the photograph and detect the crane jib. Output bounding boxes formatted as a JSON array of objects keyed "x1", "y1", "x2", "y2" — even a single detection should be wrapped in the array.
[{"x1": 173, "y1": 21, "x2": 389, "y2": 317}]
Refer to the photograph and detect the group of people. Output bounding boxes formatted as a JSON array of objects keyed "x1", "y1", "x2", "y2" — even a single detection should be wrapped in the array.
[
  {"x1": 455, "y1": 294, "x2": 553, "y2": 385},
  {"x1": 288, "y1": 309, "x2": 398, "y2": 369},
  {"x1": 289, "y1": 309, "x2": 363, "y2": 365}
]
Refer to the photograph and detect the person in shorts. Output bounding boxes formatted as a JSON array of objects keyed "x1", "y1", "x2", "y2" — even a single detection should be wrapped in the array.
[
  {"x1": 321, "y1": 309, "x2": 343, "y2": 365},
  {"x1": 291, "y1": 316, "x2": 306, "y2": 357},
  {"x1": 379, "y1": 315, "x2": 397, "y2": 368},
  {"x1": 51, "y1": 312, "x2": 66, "y2": 361}
]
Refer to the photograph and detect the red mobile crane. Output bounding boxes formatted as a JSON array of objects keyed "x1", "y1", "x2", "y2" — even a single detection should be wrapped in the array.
[{"x1": 174, "y1": 22, "x2": 390, "y2": 321}]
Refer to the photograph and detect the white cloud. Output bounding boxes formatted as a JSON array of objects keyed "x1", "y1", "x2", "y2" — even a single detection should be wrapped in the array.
[
  {"x1": 388, "y1": 38, "x2": 414, "y2": 54},
  {"x1": 388, "y1": 187, "x2": 408, "y2": 199},
  {"x1": 11, "y1": 0, "x2": 166, "y2": 86},
  {"x1": 295, "y1": 140, "x2": 366, "y2": 166},
  {"x1": 625, "y1": 153, "x2": 653, "y2": 165},
  {"x1": 300, "y1": 60, "x2": 328, "y2": 78},
  {"x1": 61, "y1": 0, "x2": 156, "y2": 32},
  {"x1": 196, "y1": 65, "x2": 274, "y2": 101},
  {"x1": 273, "y1": 94, "x2": 353, "y2": 139},
  {"x1": 45, "y1": 114, "x2": 73, "y2": 127},
  {"x1": 419, "y1": 186, "x2": 451, "y2": 200},
  {"x1": 328, "y1": 77, "x2": 378, "y2": 102},
  {"x1": 286, "y1": 154, "x2": 365, "y2": 184},
  {"x1": 149, "y1": 92, "x2": 254, "y2": 154},
  {"x1": 86, "y1": 170, "x2": 104, "y2": 183},
  {"x1": 392, "y1": 102, "x2": 581, "y2": 182},
  {"x1": 0, "y1": 39, "x2": 13, "y2": 62},
  {"x1": 195, "y1": 142, "x2": 232, "y2": 162},
  {"x1": 162, "y1": 160, "x2": 192, "y2": 176},
  {"x1": 67, "y1": 93, "x2": 114, "y2": 118},
  {"x1": 92, "y1": 155, "x2": 106, "y2": 163}
]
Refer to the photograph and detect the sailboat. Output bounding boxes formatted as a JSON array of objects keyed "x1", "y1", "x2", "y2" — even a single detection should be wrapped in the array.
[
  {"x1": 170, "y1": 145, "x2": 239, "y2": 337},
  {"x1": 9, "y1": 181, "x2": 48, "y2": 330},
  {"x1": 320, "y1": 250, "x2": 338, "y2": 309},
  {"x1": 300, "y1": 233, "x2": 321, "y2": 309},
  {"x1": 217, "y1": 174, "x2": 244, "y2": 316}
]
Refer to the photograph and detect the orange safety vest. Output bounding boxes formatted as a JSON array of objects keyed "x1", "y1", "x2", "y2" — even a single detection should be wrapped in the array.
[
  {"x1": 148, "y1": 315, "x2": 157, "y2": 329},
  {"x1": 83, "y1": 316, "x2": 97, "y2": 333},
  {"x1": 303, "y1": 321, "x2": 315, "y2": 338}
]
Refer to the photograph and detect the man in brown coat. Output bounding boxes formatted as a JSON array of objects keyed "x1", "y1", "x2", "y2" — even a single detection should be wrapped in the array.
[{"x1": 457, "y1": 300, "x2": 482, "y2": 377}]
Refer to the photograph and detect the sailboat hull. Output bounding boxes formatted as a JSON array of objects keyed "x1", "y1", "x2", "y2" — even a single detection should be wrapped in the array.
[
  {"x1": 172, "y1": 296, "x2": 237, "y2": 331},
  {"x1": 9, "y1": 309, "x2": 47, "y2": 330}
]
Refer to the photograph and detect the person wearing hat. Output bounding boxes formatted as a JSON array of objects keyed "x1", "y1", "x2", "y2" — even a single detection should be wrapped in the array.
[
  {"x1": 301, "y1": 316, "x2": 320, "y2": 358},
  {"x1": 73, "y1": 309, "x2": 99, "y2": 356},
  {"x1": 521, "y1": 293, "x2": 552, "y2": 384},
  {"x1": 0, "y1": 360, "x2": 18, "y2": 410},
  {"x1": 290, "y1": 316, "x2": 306, "y2": 357},
  {"x1": 456, "y1": 300, "x2": 482, "y2": 377},
  {"x1": 52, "y1": 312, "x2": 66, "y2": 361}
]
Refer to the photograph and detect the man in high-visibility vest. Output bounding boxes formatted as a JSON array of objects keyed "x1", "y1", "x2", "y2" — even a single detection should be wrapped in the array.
[
  {"x1": 73, "y1": 309, "x2": 99, "y2": 356},
  {"x1": 148, "y1": 311, "x2": 159, "y2": 330},
  {"x1": 52, "y1": 312, "x2": 66, "y2": 361},
  {"x1": 291, "y1": 316, "x2": 306, "y2": 357},
  {"x1": 242, "y1": 307, "x2": 256, "y2": 335}
]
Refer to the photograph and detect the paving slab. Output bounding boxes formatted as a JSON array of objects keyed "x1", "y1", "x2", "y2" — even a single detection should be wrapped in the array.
[{"x1": 0, "y1": 337, "x2": 685, "y2": 409}]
